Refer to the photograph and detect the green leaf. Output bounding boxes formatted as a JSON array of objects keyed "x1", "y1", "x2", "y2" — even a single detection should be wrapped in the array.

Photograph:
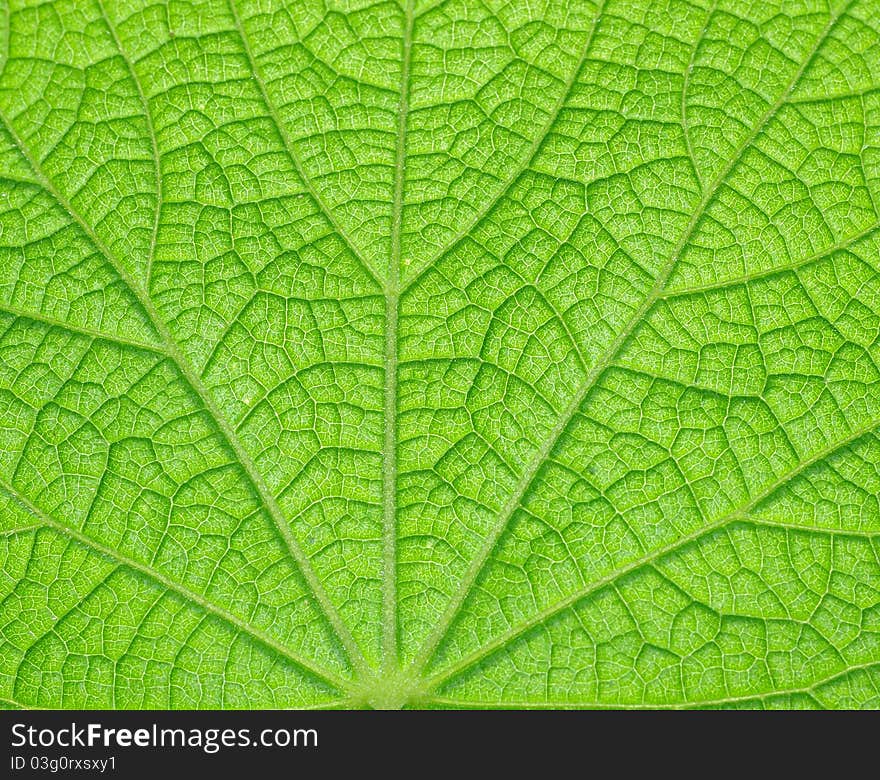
[{"x1": 0, "y1": 0, "x2": 879, "y2": 710}]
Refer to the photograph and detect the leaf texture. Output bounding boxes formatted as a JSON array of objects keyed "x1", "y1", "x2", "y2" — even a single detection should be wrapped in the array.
[{"x1": 0, "y1": 0, "x2": 879, "y2": 709}]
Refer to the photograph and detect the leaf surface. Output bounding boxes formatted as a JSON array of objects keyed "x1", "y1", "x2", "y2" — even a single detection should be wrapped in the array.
[{"x1": 0, "y1": 0, "x2": 879, "y2": 709}]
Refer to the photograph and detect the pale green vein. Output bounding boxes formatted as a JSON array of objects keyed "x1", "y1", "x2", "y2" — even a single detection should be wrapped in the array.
[
  {"x1": 413, "y1": 0, "x2": 451, "y2": 21},
  {"x1": 658, "y1": 220, "x2": 880, "y2": 299},
  {"x1": 94, "y1": 0, "x2": 161, "y2": 289},
  {"x1": 681, "y1": 0, "x2": 718, "y2": 193},
  {"x1": 789, "y1": 85, "x2": 880, "y2": 104},
  {"x1": 418, "y1": 696, "x2": 813, "y2": 709},
  {"x1": 0, "y1": 524, "x2": 41, "y2": 538},
  {"x1": 400, "y1": 0, "x2": 608, "y2": 289},
  {"x1": 0, "y1": 696, "x2": 33, "y2": 710},
  {"x1": 749, "y1": 518, "x2": 880, "y2": 537},
  {"x1": 406, "y1": 2, "x2": 855, "y2": 681},
  {"x1": 0, "y1": 171, "x2": 38, "y2": 187},
  {"x1": 224, "y1": 0, "x2": 385, "y2": 289},
  {"x1": 0, "y1": 478, "x2": 351, "y2": 693},
  {"x1": 382, "y1": 0, "x2": 415, "y2": 671},
  {"x1": 424, "y1": 660, "x2": 880, "y2": 709},
  {"x1": 0, "y1": 107, "x2": 370, "y2": 681},
  {"x1": 0, "y1": 304, "x2": 165, "y2": 355},
  {"x1": 423, "y1": 408, "x2": 880, "y2": 690}
]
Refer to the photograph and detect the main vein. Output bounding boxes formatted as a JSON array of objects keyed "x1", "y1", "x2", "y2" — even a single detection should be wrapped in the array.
[
  {"x1": 405, "y1": 2, "x2": 853, "y2": 680},
  {"x1": 382, "y1": 0, "x2": 415, "y2": 672},
  {"x1": 0, "y1": 478, "x2": 351, "y2": 693},
  {"x1": 224, "y1": 0, "x2": 385, "y2": 288}
]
